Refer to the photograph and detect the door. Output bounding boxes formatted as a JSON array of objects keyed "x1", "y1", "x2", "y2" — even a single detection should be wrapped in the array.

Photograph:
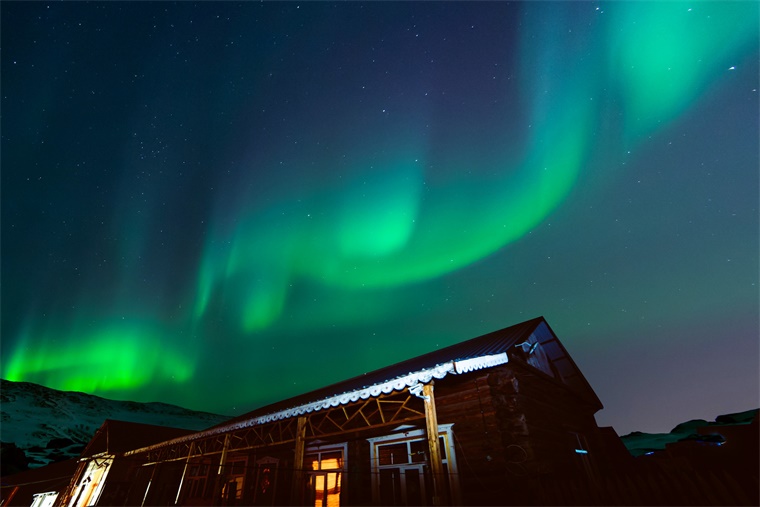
[
  {"x1": 307, "y1": 471, "x2": 342, "y2": 507},
  {"x1": 378, "y1": 464, "x2": 430, "y2": 506}
]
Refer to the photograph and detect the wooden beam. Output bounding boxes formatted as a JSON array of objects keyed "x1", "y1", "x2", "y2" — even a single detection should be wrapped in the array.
[
  {"x1": 423, "y1": 383, "x2": 447, "y2": 506},
  {"x1": 56, "y1": 460, "x2": 87, "y2": 507},
  {"x1": 211, "y1": 434, "x2": 231, "y2": 503},
  {"x1": 140, "y1": 464, "x2": 158, "y2": 507},
  {"x1": 292, "y1": 416, "x2": 308, "y2": 505},
  {"x1": 217, "y1": 434, "x2": 231, "y2": 475},
  {"x1": 173, "y1": 441, "x2": 195, "y2": 505}
]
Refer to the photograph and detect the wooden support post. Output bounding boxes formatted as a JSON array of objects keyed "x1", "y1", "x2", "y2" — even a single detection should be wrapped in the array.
[
  {"x1": 140, "y1": 464, "x2": 158, "y2": 507},
  {"x1": 218, "y1": 434, "x2": 231, "y2": 475},
  {"x1": 292, "y1": 416, "x2": 308, "y2": 505},
  {"x1": 174, "y1": 442, "x2": 195, "y2": 505},
  {"x1": 212, "y1": 434, "x2": 231, "y2": 503},
  {"x1": 423, "y1": 383, "x2": 447, "y2": 506},
  {"x1": 3, "y1": 486, "x2": 19, "y2": 507},
  {"x1": 56, "y1": 460, "x2": 87, "y2": 507}
]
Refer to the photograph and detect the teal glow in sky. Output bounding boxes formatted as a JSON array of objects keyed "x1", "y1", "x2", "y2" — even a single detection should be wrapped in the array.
[{"x1": 2, "y1": 2, "x2": 758, "y2": 434}]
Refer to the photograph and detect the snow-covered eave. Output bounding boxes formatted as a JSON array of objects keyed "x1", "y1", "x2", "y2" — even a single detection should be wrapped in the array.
[{"x1": 125, "y1": 352, "x2": 508, "y2": 457}]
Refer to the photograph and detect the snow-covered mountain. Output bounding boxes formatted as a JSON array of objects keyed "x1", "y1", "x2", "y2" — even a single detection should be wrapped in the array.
[{"x1": 0, "y1": 379, "x2": 231, "y2": 468}]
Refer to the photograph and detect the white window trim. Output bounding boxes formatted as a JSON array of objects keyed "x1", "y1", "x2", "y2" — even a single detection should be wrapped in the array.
[
  {"x1": 305, "y1": 441, "x2": 348, "y2": 469},
  {"x1": 366, "y1": 424, "x2": 460, "y2": 505},
  {"x1": 66, "y1": 456, "x2": 112, "y2": 507},
  {"x1": 305, "y1": 441, "x2": 348, "y2": 506},
  {"x1": 30, "y1": 491, "x2": 59, "y2": 507}
]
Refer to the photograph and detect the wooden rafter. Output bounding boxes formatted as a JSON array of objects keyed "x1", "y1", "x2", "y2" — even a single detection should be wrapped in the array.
[{"x1": 138, "y1": 389, "x2": 425, "y2": 466}]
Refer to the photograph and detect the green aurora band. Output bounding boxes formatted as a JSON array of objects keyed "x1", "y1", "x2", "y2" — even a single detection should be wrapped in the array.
[
  {"x1": 192, "y1": 2, "x2": 754, "y2": 331},
  {"x1": 5, "y1": 319, "x2": 195, "y2": 392},
  {"x1": 3, "y1": 2, "x2": 757, "y2": 401}
]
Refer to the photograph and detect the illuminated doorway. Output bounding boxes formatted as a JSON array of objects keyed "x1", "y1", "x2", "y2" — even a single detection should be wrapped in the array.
[{"x1": 305, "y1": 443, "x2": 346, "y2": 507}]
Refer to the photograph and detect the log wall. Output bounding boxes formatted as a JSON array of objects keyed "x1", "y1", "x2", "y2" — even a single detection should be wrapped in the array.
[{"x1": 433, "y1": 361, "x2": 613, "y2": 505}]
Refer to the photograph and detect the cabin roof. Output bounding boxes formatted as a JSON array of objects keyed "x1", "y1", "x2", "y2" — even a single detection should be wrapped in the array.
[
  {"x1": 219, "y1": 317, "x2": 543, "y2": 428},
  {"x1": 0, "y1": 458, "x2": 79, "y2": 506},
  {"x1": 127, "y1": 316, "x2": 602, "y2": 454},
  {"x1": 224, "y1": 316, "x2": 602, "y2": 425},
  {"x1": 81, "y1": 419, "x2": 196, "y2": 457}
]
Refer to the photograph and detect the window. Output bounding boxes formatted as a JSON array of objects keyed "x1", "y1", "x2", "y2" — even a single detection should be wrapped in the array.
[
  {"x1": 252, "y1": 457, "x2": 279, "y2": 506},
  {"x1": 221, "y1": 458, "x2": 247, "y2": 504},
  {"x1": 30, "y1": 491, "x2": 58, "y2": 507},
  {"x1": 514, "y1": 337, "x2": 557, "y2": 378},
  {"x1": 367, "y1": 424, "x2": 459, "y2": 506},
  {"x1": 66, "y1": 457, "x2": 112, "y2": 507},
  {"x1": 184, "y1": 461, "x2": 212, "y2": 500},
  {"x1": 304, "y1": 443, "x2": 346, "y2": 507}
]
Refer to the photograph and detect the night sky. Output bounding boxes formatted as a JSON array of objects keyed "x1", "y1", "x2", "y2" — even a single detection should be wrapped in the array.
[{"x1": 2, "y1": 2, "x2": 758, "y2": 436}]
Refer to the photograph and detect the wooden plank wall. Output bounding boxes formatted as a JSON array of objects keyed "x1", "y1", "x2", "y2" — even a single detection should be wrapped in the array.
[
  {"x1": 434, "y1": 363, "x2": 617, "y2": 505},
  {"x1": 435, "y1": 373, "x2": 512, "y2": 505}
]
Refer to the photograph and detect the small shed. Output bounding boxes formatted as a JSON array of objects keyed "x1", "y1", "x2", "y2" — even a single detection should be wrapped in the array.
[
  {"x1": 1, "y1": 458, "x2": 79, "y2": 507},
  {"x1": 54, "y1": 420, "x2": 195, "y2": 507}
]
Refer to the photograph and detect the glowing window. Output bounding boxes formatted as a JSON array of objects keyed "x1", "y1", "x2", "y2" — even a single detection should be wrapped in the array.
[
  {"x1": 67, "y1": 457, "x2": 111, "y2": 507},
  {"x1": 31, "y1": 491, "x2": 58, "y2": 507},
  {"x1": 305, "y1": 444, "x2": 346, "y2": 507},
  {"x1": 222, "y1": 458, "x2": 246, "y2": 502}
]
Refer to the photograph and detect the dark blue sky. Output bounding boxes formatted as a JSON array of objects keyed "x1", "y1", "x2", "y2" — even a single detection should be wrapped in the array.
[{"x1": 2, "y1": 2, "x2": 758, "y2": 435}]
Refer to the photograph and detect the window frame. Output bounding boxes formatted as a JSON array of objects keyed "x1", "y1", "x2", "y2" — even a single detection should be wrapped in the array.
[
  {"x1": 304, "y1": 442, "x2": 347, "y2": 507},
  {"x1": 221, "y1": 456, "x2": 248, "y2": 502},
  {"x1": 366, "y1": 424, "x2": 460, "y2": 505}
]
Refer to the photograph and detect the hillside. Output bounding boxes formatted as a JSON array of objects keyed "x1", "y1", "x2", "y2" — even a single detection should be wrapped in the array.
[
  {"x1": 2, "y1": 378, "x2": 756, "y2": 469},
  {"x1": 618, "y1": 408, "x2": 758, "y2": 457},
  {"x1": 0, "y1": 379, "x2": 231, "y2": 468}
]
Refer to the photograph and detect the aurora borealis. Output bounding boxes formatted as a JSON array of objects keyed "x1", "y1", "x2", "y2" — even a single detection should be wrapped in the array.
[{"x1": 2, "y1": 2, "x2": 758, "y2": 435}]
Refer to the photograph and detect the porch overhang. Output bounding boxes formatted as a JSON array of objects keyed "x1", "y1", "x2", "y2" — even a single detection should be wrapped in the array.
[{"x1": 126, "y1": 352, "x2": 507, "y2": 456}]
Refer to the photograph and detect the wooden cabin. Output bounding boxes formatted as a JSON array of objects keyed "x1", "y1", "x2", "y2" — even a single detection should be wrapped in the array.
[
  {"x1": 49, "y1": 316, "x2": 622, "y2": 506},
  {"x1": 19, "y1": 316, "x2": 631, "y2": 506},
  {"x1": 8, "y1": 316, "x2": 756, "y2": 506},
  {"x1": 0, "y1": 458, "x2": 79, "y2": 507},
  {"x1": 53, "y1": 421, "x2": 195, "y2": 507}
]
